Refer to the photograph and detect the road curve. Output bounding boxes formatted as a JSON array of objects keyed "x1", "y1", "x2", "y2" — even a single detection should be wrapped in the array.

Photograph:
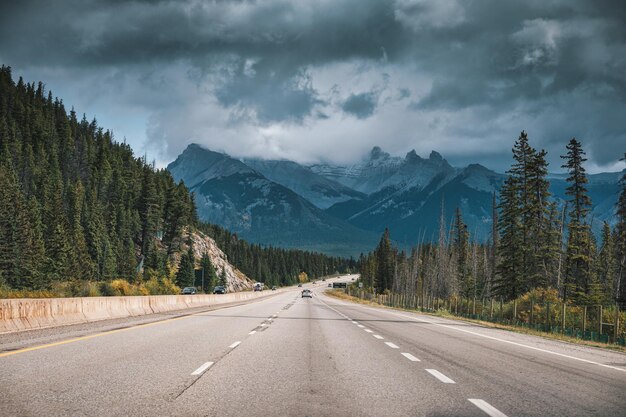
[{"x1": 1, "y1": 279, "x2": 625, "y2": 416}]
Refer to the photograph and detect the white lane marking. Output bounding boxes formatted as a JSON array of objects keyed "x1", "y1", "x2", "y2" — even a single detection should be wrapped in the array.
[
  {"x1": 249, "y1": 330, "x2": 256, "y2": 335},
  {"x1": 426, "y1": 369, "x2": 455, "y2": 384},
  {"x1": 191, "y1": 362, "x2": 214, "y2": 376},
  {"x1": 229, "y1": 341, "x2": 241, "y2": 349},
  {"x1": 382, "y1": 310, "x2": 626, "y2": 373},
  {"x1": 373, "y1": 335, "x2": 384, "y2": 340},
  {"x1": 385, "y1": 342, "x2": 399, "y2": 349},
  {"x1": 364, "y1": 329, "x2": 373, "y2": 333},
  {"x1": 352, "y1": 321, "x2": 358, "y2": 324},
  {"x1": 469, "y1": 399, "x2": 508, "y2": 417},
  {"x1": 357, "y1": 324, "x2": 365, "y2": 328},
  {"x1": 268, "y1": 318, "x2": 273, "y2": 321},
  {"x1": 272, "y1": 314, "x2": 277, "y2": 318},
  {"x1": 401, "y1": 352, "x2": 420, "y2": 362},
  {"x1": 261, "y1": 323, "x2": 267, "y2": 327}
]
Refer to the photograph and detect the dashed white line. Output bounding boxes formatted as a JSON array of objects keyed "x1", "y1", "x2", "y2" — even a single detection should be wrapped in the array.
[
  {"x1": 364, "y1": 329, "x2": 373, "y2": 333},
  {"x1": 373, "y1": 335, "x2": 384, "y2": 340},
  {"x1": 357, "y1": 324, "x2": 365, "y2": 328},
  {"x1": 351, "y1": 321, "x2": 358, "y2": 324},
  {"x1": 272, "y1": 314, "x2": 277, "y2": 318},
  {"x1": 385, "y1": 342, "x2": 399, "y2": 349},
  {"x1": 382, "y1": 310, "x2": 626, "y2": 374},
  {"x1": 425, "y1": 369, "x2": 455, "y2": 384},
  {"x1": 261, "y1": 323, "x2": 267, "y2": 327},
  {"x1": 191, "y1": 362, "x2": 214, "y2": 376},
  {"x1": 229, "y1": 341, "x2": 241, "y2": 349},
  {"x1": 268, "y1": 318, "x2": 273, "y2": 321},
  {"x1": 249, "y1": 330, "x2": 256, "y2": 335},
  {"x1": 401, "y1": 352, "x2": 420, "y2": 362},
  {"x1": 469, "y1": 399, "x2": 508, "y2": 417}
]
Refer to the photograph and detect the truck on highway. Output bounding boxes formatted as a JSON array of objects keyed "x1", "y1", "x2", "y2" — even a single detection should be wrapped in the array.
[{"x1": 253, "y1": 282, "x2": 264, "y2": 291}]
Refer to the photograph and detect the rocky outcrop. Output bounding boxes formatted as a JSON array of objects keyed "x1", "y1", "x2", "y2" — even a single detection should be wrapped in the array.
[{"x1": 188, "y1": 231, "x2": 255, "y2": 293}]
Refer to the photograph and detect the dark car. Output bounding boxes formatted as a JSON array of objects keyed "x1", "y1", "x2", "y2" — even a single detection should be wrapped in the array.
[
  {"x1": 302, "y1": 289, "x2": 312, "y2": 298},
  {"x1": 271, "y1": 286, "x2": 277, "y2": 291},
  {"x1": 182, "y1": 287, "x2": 197, "y2": 295},
  {"x1": 213, "y1": 286, "x2": 226, "y2": 294},
  {"x1": 328, "y1": 283, "x2": 332, "y2": 287},
  {"x1": 298, "y1": 284, "x2": 302, "y2": 287}
]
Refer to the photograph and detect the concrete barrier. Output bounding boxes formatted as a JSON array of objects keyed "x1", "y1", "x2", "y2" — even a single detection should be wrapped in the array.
[{"x1": 0, "y1": 289, "x2": 282, "y2": 334}]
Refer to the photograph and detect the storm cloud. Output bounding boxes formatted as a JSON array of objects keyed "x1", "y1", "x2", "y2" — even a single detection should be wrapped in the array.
[{"x1": 1, "y1": 0, "x2": 624, "y2": 172}]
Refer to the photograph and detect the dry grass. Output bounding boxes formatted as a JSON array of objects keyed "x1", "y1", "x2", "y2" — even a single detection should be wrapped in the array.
[{"x1": 325, "y1": 290, "x2": 626, "y2": 353}]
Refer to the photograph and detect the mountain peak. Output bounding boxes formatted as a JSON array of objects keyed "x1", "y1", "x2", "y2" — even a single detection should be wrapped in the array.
[
  {"x1": 429, "y1": 150, "x2": 443, "y2": 162},
  {"x1": 369, "y1": 146, "x2": 389, "y2": 160},
  {"x1": 405, "y1": 149, "x2": 421, "y2": 162}
]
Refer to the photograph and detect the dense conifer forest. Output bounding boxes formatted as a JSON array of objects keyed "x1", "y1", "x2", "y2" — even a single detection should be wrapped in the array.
[
  {"x1": 0, "y1": 66, "x2": 350, "y2": 296},
  {"x1": 360, "y1": 132, "x2": 626, "y2": 307}
]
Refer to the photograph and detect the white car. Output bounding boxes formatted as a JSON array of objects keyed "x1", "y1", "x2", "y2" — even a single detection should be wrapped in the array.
[{"x1": 302, "y1": 289, "x2": 312, "y2": 298}]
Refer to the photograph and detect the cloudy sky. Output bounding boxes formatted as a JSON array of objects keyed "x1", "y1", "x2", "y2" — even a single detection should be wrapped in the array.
[{"x1": 1, "y1": 0, "x2": 625, "y2": 172}]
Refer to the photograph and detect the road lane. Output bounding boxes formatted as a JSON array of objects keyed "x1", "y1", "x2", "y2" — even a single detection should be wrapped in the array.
[
  {"x1": 318, "y1": 290, "x2": 626, "y2": 416},
  {"x1": 1, "y1": 277, "x2": 624, "y2": 417}
]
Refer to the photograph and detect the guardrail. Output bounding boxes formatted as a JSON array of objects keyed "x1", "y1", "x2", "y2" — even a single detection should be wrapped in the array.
[{"x1": 0, "y1": 290, "x2": 282, "y2": 334}]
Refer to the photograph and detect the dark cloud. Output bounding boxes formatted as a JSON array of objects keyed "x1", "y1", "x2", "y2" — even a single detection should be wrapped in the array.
[
  {"x1": 342, "y1": 92, "x2": 378, "y2": 119},
  {"x1": 0, "y1": 0, "x2": 624, "y2": 171}
]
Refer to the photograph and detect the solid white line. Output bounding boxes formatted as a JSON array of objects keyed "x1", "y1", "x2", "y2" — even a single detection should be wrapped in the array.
[
  {"x1": 426, "y1": 369, "x2": 455, "y2": 383},
  {"x1": 373, "y1": 335, "x2": 384, "y2": 340},
  {"x1": 469, "y1": 399, "x2": 508, "y2": 417},
  {"x1": 191, "y1": 361, "x2": 214, "y2": 376},
  {"x1": 249, "y1": 330, "x2": 256, "y2": 335},
  {"x1": 385, "y1": 342, "x2": 399, "y2": 349},
  {"x1": 229, "y1": 341, "x2": 241, "y2": 349},
  {"x1": 364, "y1": 329, "x2": 373, "y2": 333},
  {"x1": 383, "y1": 310, "x2": 626, "y2": 373},
  {"x1": 357, "y1": 324, "x2": 365, "y2": 328},
  {"x1": 401, "y1": 352, "x2": 420, "y2": 362}
]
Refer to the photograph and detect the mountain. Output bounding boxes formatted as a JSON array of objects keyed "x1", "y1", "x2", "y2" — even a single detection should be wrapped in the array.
[
  {"x1": 168, "y1": 143, "x2": 623, "y2": 252},
  {"x1": 243, "y1": 158, "x2": 365, "y2": 209},
  {"x1": 168, "y1": 145, "x2": 378, "y2": 256},
  {"x1": 310, "y1": 146, "x2": 457, "y2": 195}
]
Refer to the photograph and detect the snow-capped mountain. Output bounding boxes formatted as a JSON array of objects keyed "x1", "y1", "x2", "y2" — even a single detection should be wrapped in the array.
[
  {"x1": 243, "y1": 158, "x2": 365, "y2": 209},
  {"x1": 309, "y1": 146, "x2": 457, "y2": 195},
  {"x1": 167, "y1": 145, "x2": 378, "y2": 256},
  {"x1": 168, "y1": 144, "x2": 623, "y2": 252}
]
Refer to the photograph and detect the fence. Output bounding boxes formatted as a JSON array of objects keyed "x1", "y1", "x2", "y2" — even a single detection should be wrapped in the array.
[{"x1": 345, "y1": 288, "x2": 626, "y2": 346}]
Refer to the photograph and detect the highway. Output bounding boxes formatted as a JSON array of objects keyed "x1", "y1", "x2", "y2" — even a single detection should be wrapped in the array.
[{"x1": 1, "y1": 276, "x2": 625, "y2": 416}]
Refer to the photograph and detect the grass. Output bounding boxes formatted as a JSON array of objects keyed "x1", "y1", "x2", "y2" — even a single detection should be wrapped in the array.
[{"x1": 325, "y1": 290, "x2": 626, "y2": 354}]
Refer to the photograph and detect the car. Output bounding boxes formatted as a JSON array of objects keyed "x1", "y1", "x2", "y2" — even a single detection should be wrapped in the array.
[
  {"x1": 302, "y1": 289, "x2": 312, "y2": 298},
  {"x1": 312, "y1": 281, "x2": 316, "y2": 284},
  {"x1": 271, "y1": 286, "x2": 277, "y2": 291},
  {"x1": 328, "y1": 283, "x2": 332, "y2": 287},
  {"x1": 182, "y1": 287, "x2": 197, "y2": 295},
  {"x1": 298, "y1": 283, "x2": 302, "y2": 287},
  {"x1": 322, "y1": 278, "x2": 326, "y2": 282},
  {"x1": 213, "y1": 286, "x2": 226, "y2": 294}
]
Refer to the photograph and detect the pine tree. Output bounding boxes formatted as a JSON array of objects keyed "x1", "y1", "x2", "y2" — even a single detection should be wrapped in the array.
[
  {"x1": 200, "y1": 252, "x2": 217, "y2": 292},
  {"x1": 596, "y1": 222, "x2": 617, "y2": 303},
  {"x1": 454, "y1": 207, "x2": 473, "y2": 298},
  {"x1": 615, "y1": 153, "x2": 626, "y2": 305},
  {"x1": 494, "y1": 176, "x2": 523, "y2": 300},
  {"x1": 375, "y1": 229, "x2": 394, "y2": 292},
  {"x1": 561, "y1": 138, "x2": 596, "y2": 303}
]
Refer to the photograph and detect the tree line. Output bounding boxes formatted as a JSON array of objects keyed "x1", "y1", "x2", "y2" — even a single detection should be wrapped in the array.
[
  {"x1": 0, "y1": 66, "x2": 351, "y2": 295},
  {"x1": 360, "y1": 132, "x2": 626, "y2": 307}
]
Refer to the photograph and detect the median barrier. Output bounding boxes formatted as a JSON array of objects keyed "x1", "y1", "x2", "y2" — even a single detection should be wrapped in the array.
[{"x1": 0, "y1": 288, "x2": 285, "y2": 334}]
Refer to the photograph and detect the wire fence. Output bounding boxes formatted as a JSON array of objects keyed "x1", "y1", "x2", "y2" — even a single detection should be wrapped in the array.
[{"x1": 345, "y1": 288, "x2": 626, "y2": 346}]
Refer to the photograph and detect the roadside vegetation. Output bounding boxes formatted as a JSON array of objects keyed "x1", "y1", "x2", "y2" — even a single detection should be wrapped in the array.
[
  {"x1": 0, "y1": 67, "x2": 353, "y2": 297},
  {"x1": 356, "y1": 132, "x2": 626, "y2": 346}
]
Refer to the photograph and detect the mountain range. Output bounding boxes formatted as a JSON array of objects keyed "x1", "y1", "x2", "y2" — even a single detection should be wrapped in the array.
[{"x1": 168, "y1": 144, "x2": 623, "y2": 256}]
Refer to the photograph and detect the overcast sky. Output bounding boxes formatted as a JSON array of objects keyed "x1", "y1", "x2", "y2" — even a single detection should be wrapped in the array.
[{"x1": 1, "y1": 0, "x2": 625, "y2": 172}]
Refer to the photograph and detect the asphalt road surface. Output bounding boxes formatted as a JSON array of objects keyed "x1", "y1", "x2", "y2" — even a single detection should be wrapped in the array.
[{"x1": 1, "y1": 277, "x2": 625, "y2": 416}]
